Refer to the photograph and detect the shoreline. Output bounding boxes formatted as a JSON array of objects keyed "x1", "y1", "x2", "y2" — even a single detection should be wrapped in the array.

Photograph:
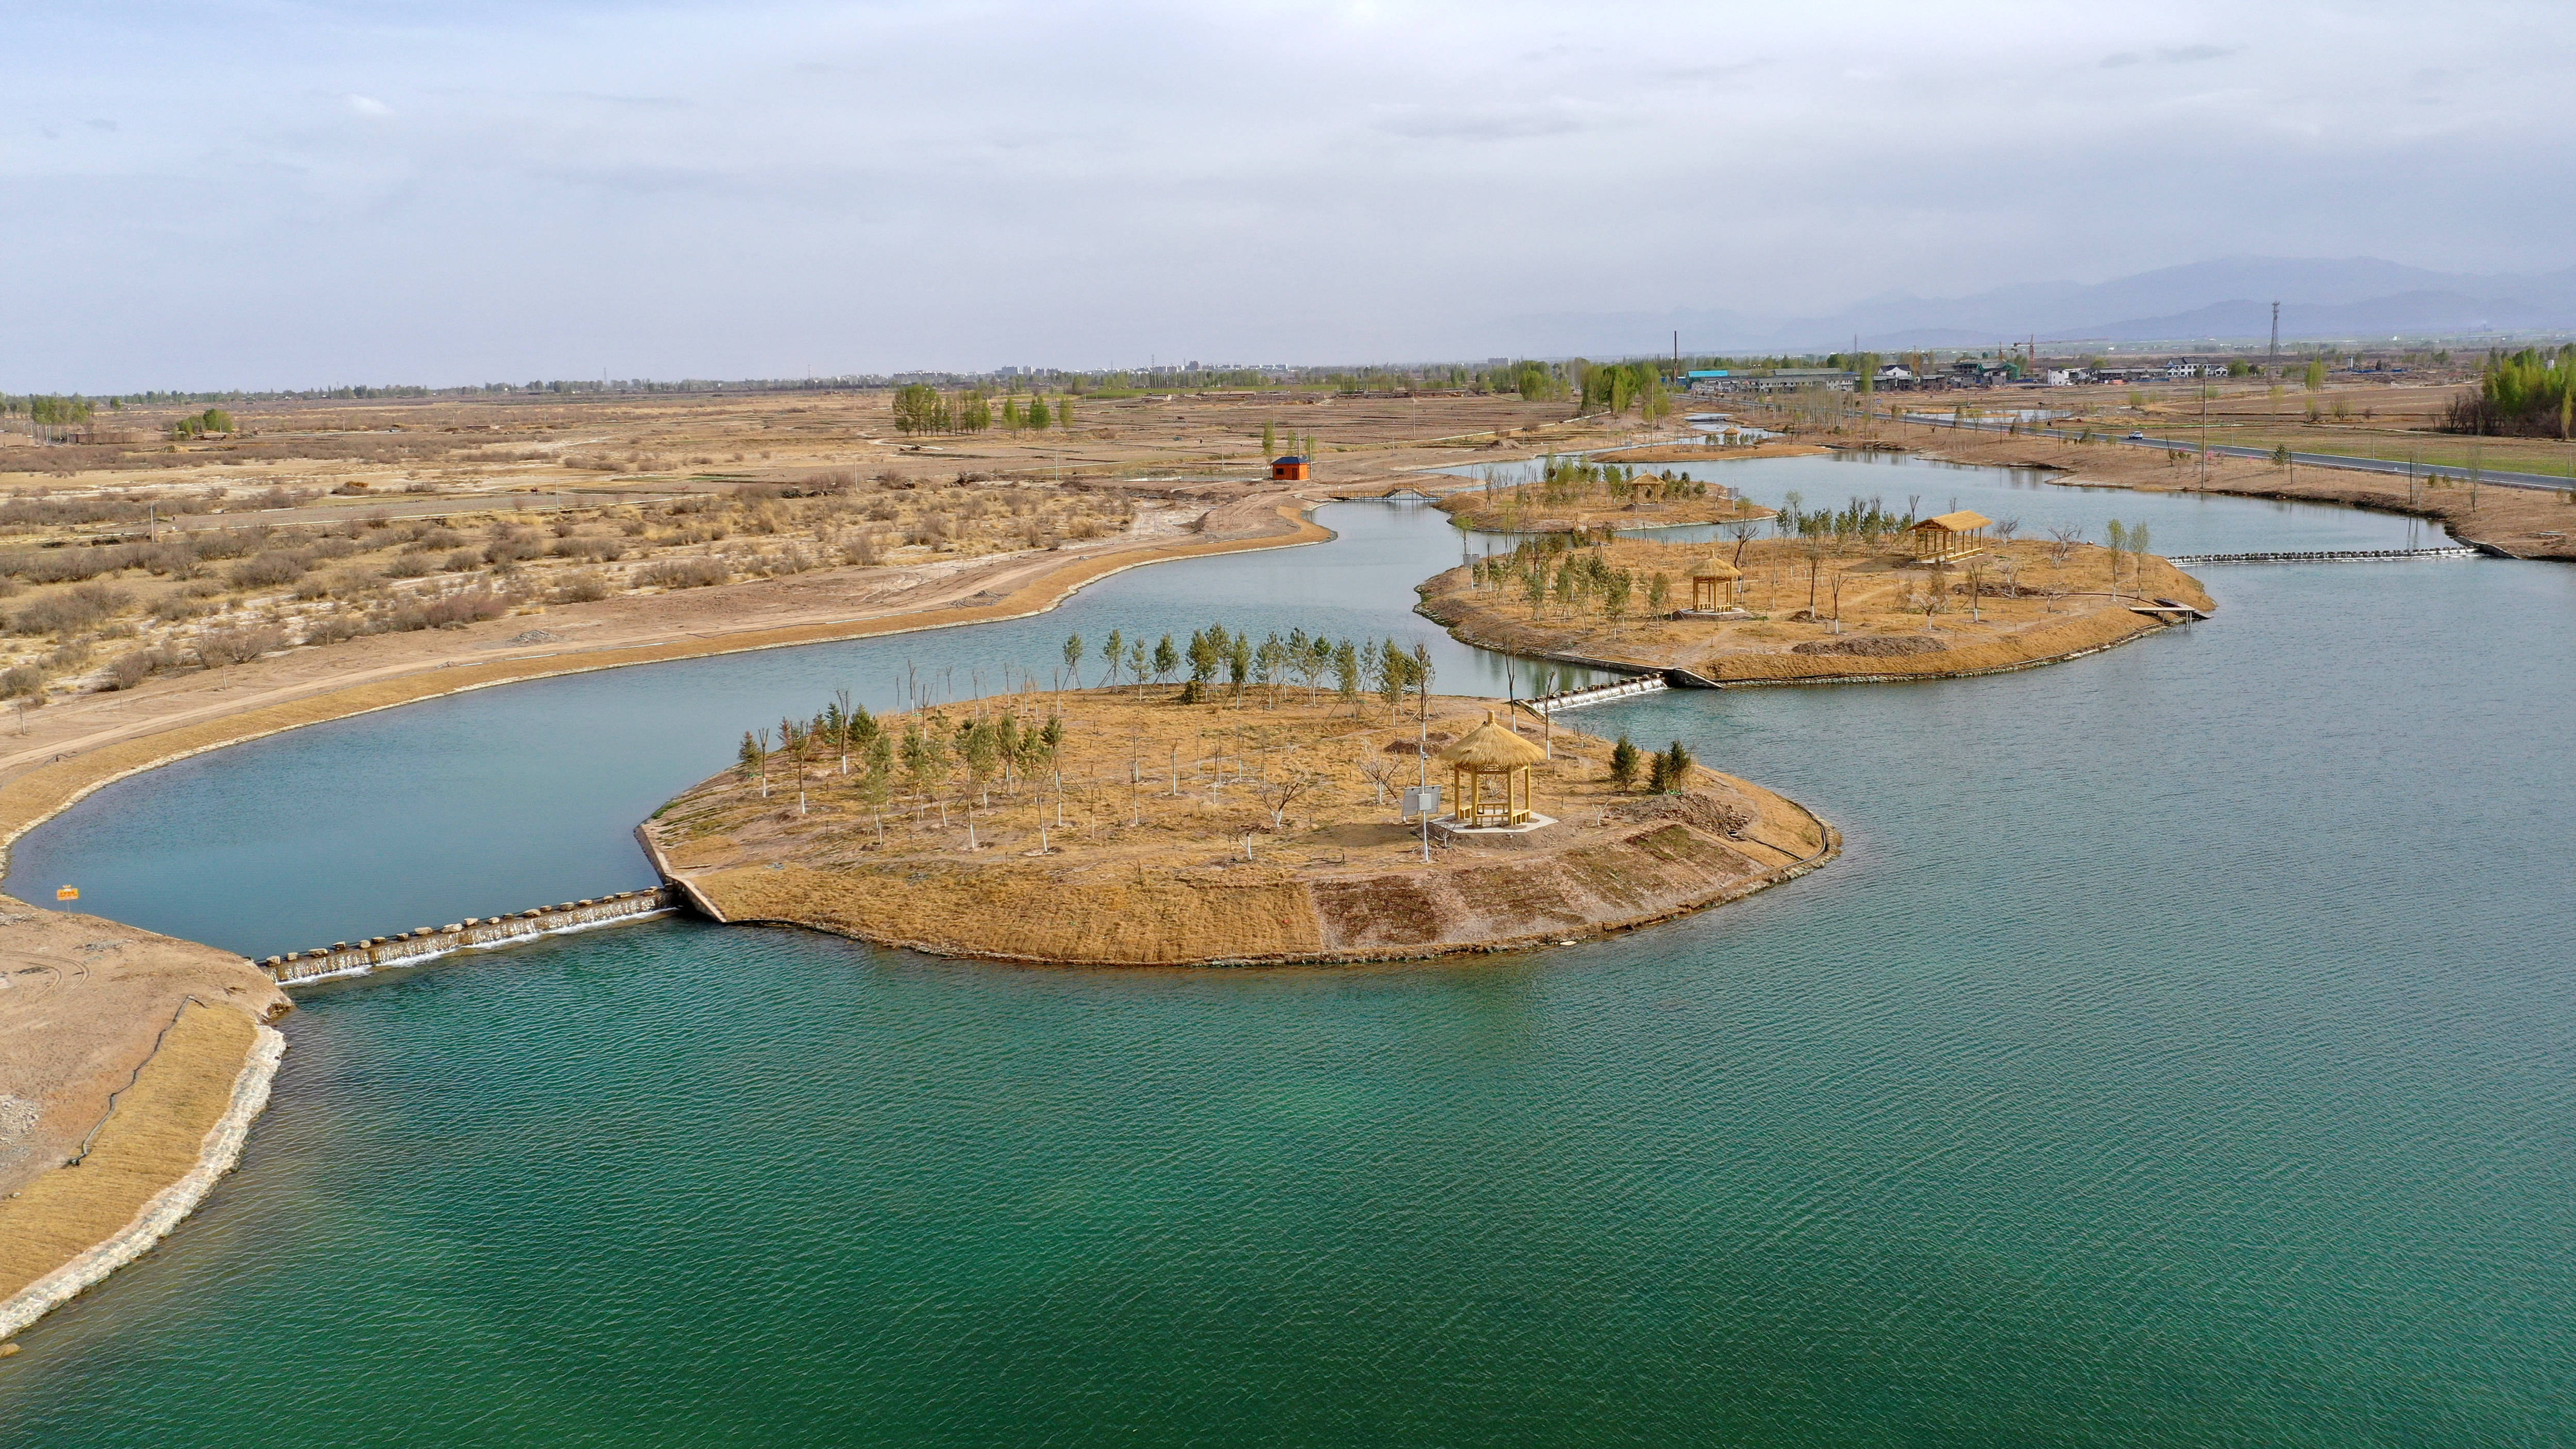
[
  {"x1": 0, "y1": 493, "x2": 1332, "y2": 874},
  {"x1": 0, "y1": 1024, "x2": 284, "y2": 1342}
]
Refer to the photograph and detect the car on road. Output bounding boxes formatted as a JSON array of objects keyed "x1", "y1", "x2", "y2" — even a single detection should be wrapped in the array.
[{"x1": 2124, "y1": 430, "x2": 2145, "y2": 440}]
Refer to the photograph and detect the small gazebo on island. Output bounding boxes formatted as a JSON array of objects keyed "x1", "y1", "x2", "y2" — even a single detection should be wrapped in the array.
[
  {"x1": 1435, "y1": 711, "x2": 1553, "y2": 833},
  {"x1": 1907, "y1": 510, "x2": 1992, "y2": 563},
  {"x1": 1686, "y1": 554, "x2": 1741, "y2": 612}
]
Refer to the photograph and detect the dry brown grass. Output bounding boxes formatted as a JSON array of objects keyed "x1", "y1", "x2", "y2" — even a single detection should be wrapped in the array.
[{"x1": 0, "y1": 1002, "x2": 255, "y2": 1304}]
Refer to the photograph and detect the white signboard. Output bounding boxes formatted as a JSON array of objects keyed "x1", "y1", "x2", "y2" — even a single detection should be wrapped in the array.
[{"x1": 1401, "y1": 786, "x2": 1442, "y2": 822}]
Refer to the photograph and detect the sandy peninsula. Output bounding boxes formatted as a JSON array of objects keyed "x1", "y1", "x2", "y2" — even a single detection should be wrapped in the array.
[
  {"x1": 0, "y1": 898, "x2": 287, "y2": 1343},
  {"x1": 640, "y1": 689, "x2": 1835, "y2": 966},
  {"x1": 1417, "y1": 534, "x2": 2215, "y2": 686}
]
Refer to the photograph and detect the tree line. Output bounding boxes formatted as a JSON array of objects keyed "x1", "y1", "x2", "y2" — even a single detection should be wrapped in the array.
[
  {"x1": 892, "y1": 384, "x2": 1077, "y2": 435},
  {"x1": 2444, "y1": 345, "x2": 2576, "y2": 437}
]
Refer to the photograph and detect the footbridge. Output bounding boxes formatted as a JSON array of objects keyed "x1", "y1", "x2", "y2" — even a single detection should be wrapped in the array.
[{"x1": 2164, "y1": 546, "x2": 2480, "y2": 566}]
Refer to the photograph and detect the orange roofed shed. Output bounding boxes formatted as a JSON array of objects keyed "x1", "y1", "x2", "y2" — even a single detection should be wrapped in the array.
[
  {"x1": 1908, "y1": 509, "x2": 1992, "y2": 562},
  {"x1": 1270, "y1": 455, "x2": 1310, "y2": 481}
]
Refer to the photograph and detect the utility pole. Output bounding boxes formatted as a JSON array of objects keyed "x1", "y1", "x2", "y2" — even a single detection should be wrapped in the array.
[{"x1": 2199, "y1": 378, "x2": 2211, "y2": 486}]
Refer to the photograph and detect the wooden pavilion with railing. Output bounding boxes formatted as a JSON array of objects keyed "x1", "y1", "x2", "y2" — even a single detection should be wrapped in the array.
[{"x1": 1907, "y1": 510, "x2": 1992, "y2": 562}]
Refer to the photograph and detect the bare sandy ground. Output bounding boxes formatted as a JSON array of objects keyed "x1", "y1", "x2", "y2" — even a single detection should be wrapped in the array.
[{"x1": 0, "y1": 897, "x2": 286, "y2": 1340}]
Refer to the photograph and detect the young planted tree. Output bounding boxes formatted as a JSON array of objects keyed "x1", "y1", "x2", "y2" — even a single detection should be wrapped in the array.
[
  {"x1": 1256, "y1": 765, "x2": 1320, "y2": 831},
  {"x1": 739, "y1": 730, "x2": 769, "y2": 795},
  {"x1": 1063, "y1": 632, "x2": 1084, "y2": 689},
  {"x1": 1152, "y1": 635, "x2": 1179, "y2": 687},
  {"x1": 2106, "y1": 519, "x2": 2128, "y2": 599},
  {"x1": 1663, "y1": 740, "x2": 1693, "y2": 790},
  {"x1": 964, "y1": 720, "x2": 1001, "y2": 807},
  {"x1": 1377, "y1": 640, "x2": 1410, "y2": 721},
  {"x1": 1228, "y1": 632, "x2": 1255, "y2": 703},
  {"x1": 1608, "y1": 735, "x2": 1641, "y2": 790},
  {"x1": 1100, "y1": 629, "x2": 1124, "y2": 688},
  {"x1": 1333, "y1": 639, "x2": 1361, "y2": 715},
  {"x1": 1127, "y1": 640, "x2": 1149, "y2": 697}
]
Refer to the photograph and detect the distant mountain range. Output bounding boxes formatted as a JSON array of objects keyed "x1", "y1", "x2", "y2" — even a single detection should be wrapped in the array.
[{"x1": 1504, "y1": 256, "x2": 2576, "y2": 357}]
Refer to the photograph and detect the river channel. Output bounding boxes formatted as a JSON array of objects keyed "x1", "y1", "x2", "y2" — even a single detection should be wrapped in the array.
[{"x1": 4, "y1": 456, "x2": 2570, "y2": 1445}]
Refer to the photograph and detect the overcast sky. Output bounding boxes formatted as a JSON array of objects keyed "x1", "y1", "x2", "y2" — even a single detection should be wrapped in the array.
[{"x1": 6, "y1": 1, "x2": 2570, "y2": 391}]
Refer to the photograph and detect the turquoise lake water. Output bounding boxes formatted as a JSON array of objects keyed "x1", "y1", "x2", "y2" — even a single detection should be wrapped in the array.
[{"x1": 4, "y1": 457, "x2": 2570, "y2": 1445}]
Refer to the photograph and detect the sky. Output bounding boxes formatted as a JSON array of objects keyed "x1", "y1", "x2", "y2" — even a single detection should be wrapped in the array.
[{"x1": 6, "y1": 1, "x2": 2572, "y2": 391}]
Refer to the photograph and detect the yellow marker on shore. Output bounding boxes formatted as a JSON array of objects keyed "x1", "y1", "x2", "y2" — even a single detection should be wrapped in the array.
[{"x1": 55, "y1": 885, "x2": 78, "y2": 901}]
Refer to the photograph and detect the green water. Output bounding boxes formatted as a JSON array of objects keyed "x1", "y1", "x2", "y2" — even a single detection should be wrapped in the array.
[{"x1": 4, "y1": 461, "x2": 2571, "y2": 1444}]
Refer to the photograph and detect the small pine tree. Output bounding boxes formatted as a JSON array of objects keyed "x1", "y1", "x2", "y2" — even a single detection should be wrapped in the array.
[
  {"x1": 1063, "y1": 633, "x2": 1084, "y2": 688},
  {"x1": 1608, "y1": 735, "x2": 1640, "y2": 790},
  {"x1": 1646, "y1": 751, "x2": 1670, "y2": 793},
  {"x1": 1263, "y1": 419, "x2": 1278, "y2": 456},
  {"x1": 1029, "y1": 395, "x2": 1052, "y2": 430},
  {"x1": 1664, "y1": 740, "x2": 1693, "y2": 790}
]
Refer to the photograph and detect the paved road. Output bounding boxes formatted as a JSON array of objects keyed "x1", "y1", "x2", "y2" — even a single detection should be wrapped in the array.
[{"x1": 1903, "y1": 414, "x2": 2571, "y2": 492}]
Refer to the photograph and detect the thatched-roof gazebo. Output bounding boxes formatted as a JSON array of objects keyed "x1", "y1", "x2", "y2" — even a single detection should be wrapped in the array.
[
  {"x1": 1908, "y1": 510, "x2": 1992, "y2": 562},
  {"x1": 1437, "y1": 711, "x2": 1550, "y2": 829},
  {"x1": 1687, "y1": 554, "x2": 1741, "y2": 612}
]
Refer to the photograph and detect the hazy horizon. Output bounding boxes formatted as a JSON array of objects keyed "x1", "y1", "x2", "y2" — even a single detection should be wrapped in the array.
[{"x1": 8, "y1": 1, "x2": 2573, "y2": 392}]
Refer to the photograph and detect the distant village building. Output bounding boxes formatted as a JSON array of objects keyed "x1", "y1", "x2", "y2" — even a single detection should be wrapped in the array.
[
  {"x1": 1685, "y1": 368, "x2": 1857, "y2": 396},
  {"x1": 1270, "y1": 454, "x2": 1310, "y2": 481},
  {"x1": 1908, "y1": 510, "x2": 1993, "y2": 563}
]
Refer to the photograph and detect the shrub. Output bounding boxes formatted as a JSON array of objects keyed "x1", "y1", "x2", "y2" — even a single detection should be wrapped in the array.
[
  {"x1": 441, "y1": 548, "x2": 485, "y2": 572},
  {"x1": 12, "y1": 583, "x2": 131, "y2": 635},
  {"x1": 1, "y1": 665, "x2": 44, "y2": 699},
  {"x1": 549, "y1": 534, "x2": 627, "y2": 562},
  {"x1": 225, "y1": 550, "x2": 311, "y2": 589},
  {"x1": 552, "y1": 570, "x2": 611, "y2": 603},
  {"x1": 483, "y1": 526, "x2": 546, "y2": 564},
  {"x1": 380, "y1": 588, "x2": 511, "y2": 633},
  {"x1": 196, "y1": 626, "x2": 285, "y2": 666},
  {"x1": 101, "y1": 646, "x2": 184, "y2": 690},
  {"x1": 300, "y1": 611, "x2": 364, "y2": 646},
  {"x1": 636, "y1": 558, "x2": 729, "y2": 590},
  {"x1": 382, "y1": 553, "x2": 434, "y2": 578}
]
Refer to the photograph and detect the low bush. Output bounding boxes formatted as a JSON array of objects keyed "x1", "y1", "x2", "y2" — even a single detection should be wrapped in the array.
[
  {"x1": 226, "y1": 550, "x2": 311, "y2": 590},
  {"x1": 1, "y1": 665, "x2": 45, "y2": 699},
  {"x1": 12, "y1": 582, "x2": 131, "y2": 635},
  {"x1": 636, "y1": 558, "x2": 729, "y2": 590},
  {"x1": 553, "y1": 570, "x2": 611, "y2": 603},
  {"x1": 299, "y1": 611, "x2": 364, "y2": 646},
  {"x1": 380, "y1": 588, "x2": 511, "y2": 633},
  {"x1": 196, "y1": 626, "x2": 285, "y2": 666}
]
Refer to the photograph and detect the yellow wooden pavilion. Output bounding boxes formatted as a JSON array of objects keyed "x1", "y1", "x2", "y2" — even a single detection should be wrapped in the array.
[
  {"x1": 1908, "y1": 510, "x2": 1992, "y2": 562},
  {"x1": 1688, "y1": 555, "x2": 1741, "y2": 611},
  {"x1": 1436, "y1": 711, "x2": 1549, "y2": 829}
]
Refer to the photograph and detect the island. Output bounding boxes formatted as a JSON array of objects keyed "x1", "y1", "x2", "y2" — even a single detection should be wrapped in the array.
[
  {"x1": 1417, "y1": 509, "x2": 2216, "y2": 685},
  {"x1": 638, "y1": 665, "x2": 1836, "y2": 967},
  {"x1": 1434, "y1": 456, "x2": 1777, "y2": 534}
]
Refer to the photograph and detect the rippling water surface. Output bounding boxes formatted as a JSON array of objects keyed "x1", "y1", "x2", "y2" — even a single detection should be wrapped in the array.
[{"x1": 4, "y1": 458, "x2": 2571, "y2": 1445}]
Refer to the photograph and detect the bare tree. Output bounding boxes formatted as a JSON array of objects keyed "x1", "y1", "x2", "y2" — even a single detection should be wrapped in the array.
[
  {"x1": 2046, "y1": 524, "x2": 2083, "y2": 566},
  {"x1": 1356, "y1": 756, "x2": 1400, "y2": 806},
  {"x1": 1257, "y1": 768, "x2": 1323, "y2": 831}
]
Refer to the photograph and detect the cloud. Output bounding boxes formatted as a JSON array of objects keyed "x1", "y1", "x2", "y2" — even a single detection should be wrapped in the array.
[
  {"x1": 1372, "y1": 99, "x2": 1604, "y2": 142},
  {"x1": 2102, "y1": 44, "x2": 2237, "y2": 69},
  {"x1": 345, "y1": 94, "x2": 394, "y2": 117}
]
